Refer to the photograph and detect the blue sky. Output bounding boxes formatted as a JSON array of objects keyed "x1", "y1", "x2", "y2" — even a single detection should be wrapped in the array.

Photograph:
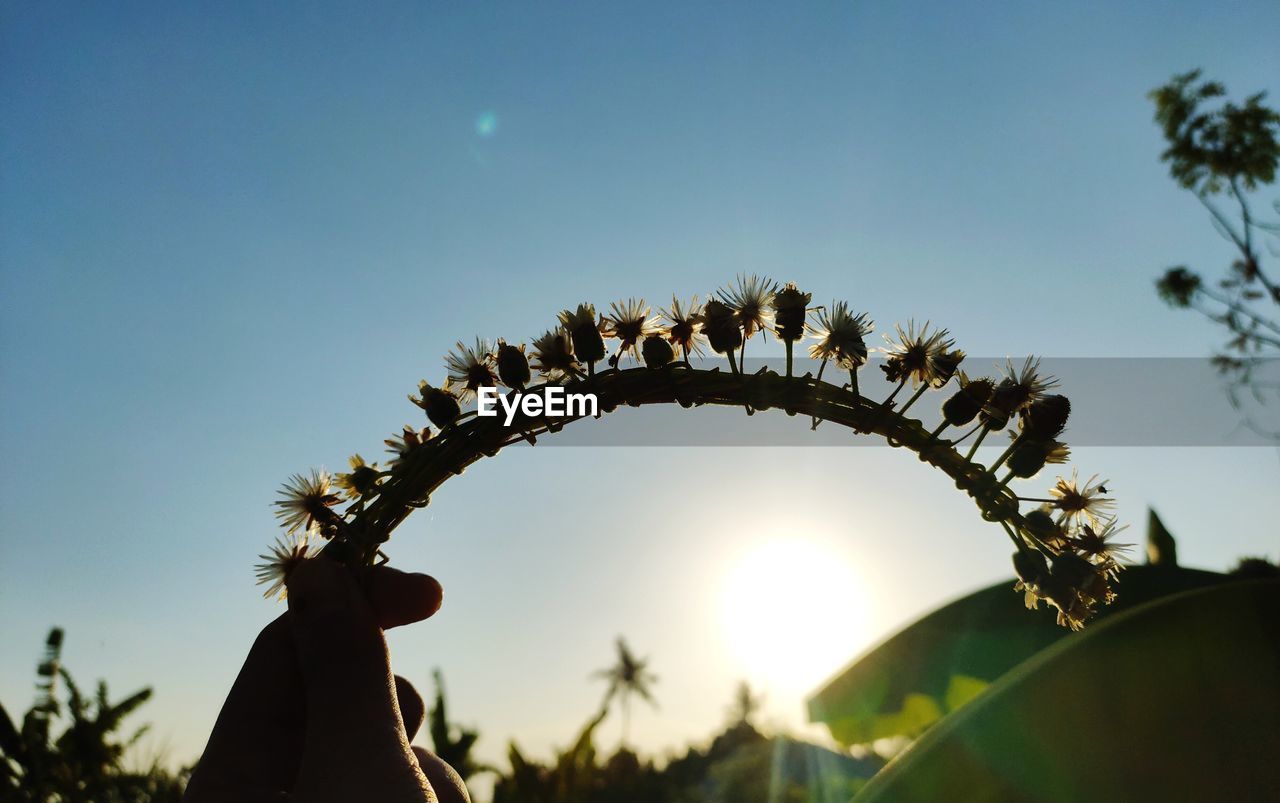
[{"x1": 2, "y1": 0, "x2": 1278, "y2": 779}]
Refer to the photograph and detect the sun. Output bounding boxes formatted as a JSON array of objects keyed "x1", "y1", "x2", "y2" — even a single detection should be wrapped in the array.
[{"x1": 719, "y1": 538, "x2": 870, "y2": 699}]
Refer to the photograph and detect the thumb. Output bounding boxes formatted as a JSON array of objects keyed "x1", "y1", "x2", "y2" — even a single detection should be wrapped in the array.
[{"x1": 286, "y1": 558, "x2": 431, "y2": 801}]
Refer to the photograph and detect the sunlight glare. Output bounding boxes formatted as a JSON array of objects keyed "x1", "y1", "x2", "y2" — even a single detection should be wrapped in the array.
[{"x1": 719, "y1": 539, "x2": 869, "y2": 699}]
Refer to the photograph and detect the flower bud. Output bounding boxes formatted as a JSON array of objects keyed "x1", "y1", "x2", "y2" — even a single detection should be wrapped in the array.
[
  {"x1": 641, "y1": 334, "x2": 675, "y2": 368},
  {"x1": 772, "y1": 283, "x2": 810, "y2": 342},
  {"x1": 1019, "y1": 394, "x2": 1071, "y2": 440},
  {"x1": 559, "y1": 304, "x2": 607, "y2": 365},
  {"x1": 1013, "y1": 549, "x2": 1048, "y2": 585},
  {"x1": 496, "y1": 340, "x2": 531, "y2": 390},
  {"x1": 942, "y1": 377, "x2": 994, "y2": 426},
  {"x1": 1050, "y1": 552, "x2": 1095, "y2": 589},
  {"x1": 702, "y1": 299, "x2": 743, "y2": 355},
  {"x1": 1007, "y1": 440, "x2": 1055, "y2": 478},
  {"x1": 412, "y1": 382, "x2": 461, "y2": 429},
  {"x1": 1022, "y1": 508, "x2": 1060, "y2": 540}
]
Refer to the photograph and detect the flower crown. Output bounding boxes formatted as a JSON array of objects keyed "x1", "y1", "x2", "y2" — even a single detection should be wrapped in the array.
[{"x1": 260, "y1": 275, "x2": 1126, "y2": 629}]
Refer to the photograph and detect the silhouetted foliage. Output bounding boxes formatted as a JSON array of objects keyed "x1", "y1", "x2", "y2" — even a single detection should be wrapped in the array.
[
  {"x1": 724, "y1": 682, "x2": 763, "y2": 729},
  {"x1": 1229, "y1": 556, "x2": 1280, "y2": 579},
  {"x1": 592, "y1": 639, "x2": 658, "y2": 749},
  {"x1": 491, "y1": 657, "x2": 874, "y2": 803},
  {"x1": 1146, "y1": 508, "x2": 1179, "y2": 566},
  {"x1": 428, "y1": 668, "x2": 487, "y2": 789},
  {"x1": 1151, "y1": 70, "x2": 1280, "y2": 438},
  {"x1": 0, "y1": 628, "x2": 185, "y2": 802},
  {"x1": 492, "y1": 707, "x2": 612, "y2": 803}
]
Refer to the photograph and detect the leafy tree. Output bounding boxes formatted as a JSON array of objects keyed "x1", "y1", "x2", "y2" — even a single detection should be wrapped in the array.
[
  {"x1": 491, "y1": 673, "x2": 875, "y2": 803},
  {"x1": 492, "y1": 706, "x2": 610, "y2": 803},
  {"x1": 0, "y1": 627, "x2": 185, "y2": 802},
  {"x1": 724, "y1": 682, "x2": 763, "y2": 729},
  {"x1": 1150, "y1": 69, "x2": 1280, "y2": 437},
  {"x1": 427, "y1": 668, "x2": 487, "y2": 788},
  {"x1": 591, "y1": 639, "x2": 657, "y2": 749}
]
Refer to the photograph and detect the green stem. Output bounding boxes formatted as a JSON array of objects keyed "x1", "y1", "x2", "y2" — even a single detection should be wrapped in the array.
[
  {"x1": 896, "y1": 382, "x2": 930, "y2": 416},
  {"x1": 964, "y1": 426, "x2": 991, "y2": 461},
  {"x1": 863, "y1": 377, "x2": 907, "y2": 434},
  {"x1": 1000, "y1": 520, "x2": 1025, "y2": 550},
  {"x1": 950, "y1": 421, "x2": 984, "y2": 446},
  {"x1": 881, "y1": 378, "x2": 908, "y2": 410},
  {"x1": 920, "y1": 420, "x2": 950, "y2": 452},
  {"x1": 810, "y1": 359, "x2": 829, "y2": 430},
  {"x1": 988, "y1": 435, "x2": 1022, "y2": 473}
]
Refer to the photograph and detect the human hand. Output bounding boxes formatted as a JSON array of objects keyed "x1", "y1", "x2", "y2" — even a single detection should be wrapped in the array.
[{"x1": 185, "y1": 558, "x2": 469, "y2": 802}]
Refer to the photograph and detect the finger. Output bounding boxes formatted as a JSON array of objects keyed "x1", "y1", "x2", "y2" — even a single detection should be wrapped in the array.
[
  {"x1": 185, "y1": 615, "x2": 305, "y2": 800},
  {"x1": 368, "y1": 566, "x2": 443, "y2": 630},
  {"x1": 288, "y1": 557, "x2": 431, "y2": 801},
  {"x1": 187, "y1": 561, "x2": 442, "y2": 800},
  {"x1": 396, "y1": 675, "x2": 425, "y2": 741},
  {"x1": 413, "y1": 747, "x2": 472, "y2": 803}
]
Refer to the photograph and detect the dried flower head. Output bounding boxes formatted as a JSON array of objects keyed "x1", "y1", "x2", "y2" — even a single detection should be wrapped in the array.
[
  {"x1": 602, "y1": 299, "x2": 660, "y2": 368},
  {"x1": 531, "y1": 328, "x2": 581, "y2": 382},
  {"x1": 1072, "y1": 518, "x2": 1132, "y2": 575},
  {"x1": 880, "y1": 321, "x2": 959, "y2": 387},
  {"x1": 992, "y1": 358, "x2": 1059, "y2": 413},
  {"x1": 445, "y1": 338, "x2": 499, "y2": 400},
  {"x1": 336, "y1": 454, "x2": 382, "y2": 501},
  {"x1": 718, "y1": 274, "x2": 777, "y2": 340},
  {"x1": 772, "y1": 283, "x2": 811, "y2": 343},
  {"x1": 410, "y1": 380, "x2": 462, "y2": 429},
  {"x1": 273, "y1": 469, "x2": 340, "y2": 534},
  {"x1": 807, "y1": 301, "x2": 873, "y2": 369},
  {"x1": 661, "y1": 296, "x2": 705, "y2": 358},
  {"x1": 1045, "y1": 552, "x2": 1113, "y2": 629},
  {"x1": 1048, "y1": 471, "x2": 1114, "y2": 525},
  {"x1": 558, "y1": 303, "x2": 607, "y2": 366},
  {"x1": 255, "y1": 530, "x2": 318, "y2": 600},
  {"x1": 929, "y1": 348, "x2": 966, "y2": 388},
  {"x1": 495, "y1": 340, "x2": 531, "y2": 390},
  {"x1": 384, "y1": 425, "x2": 431, "y2": 467}
]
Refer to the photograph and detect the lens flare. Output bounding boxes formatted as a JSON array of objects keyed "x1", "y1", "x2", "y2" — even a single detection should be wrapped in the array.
[{"x1": 475, "y1": 110, "x2": 498, "y2": 138}]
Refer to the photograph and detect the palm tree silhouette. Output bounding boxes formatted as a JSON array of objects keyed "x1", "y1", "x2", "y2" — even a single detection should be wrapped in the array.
[
  {"x1": 726, "y1": 680, "x2": 763, "y2": 727},
  {"x1": 592, "y1": 637, "x2": 657, "y2": 748}
]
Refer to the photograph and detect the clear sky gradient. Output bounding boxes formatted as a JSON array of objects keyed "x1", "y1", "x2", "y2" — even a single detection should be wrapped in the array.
[{"x1": 2, "y1": 0, "x2": 1278, "y2": 779}]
